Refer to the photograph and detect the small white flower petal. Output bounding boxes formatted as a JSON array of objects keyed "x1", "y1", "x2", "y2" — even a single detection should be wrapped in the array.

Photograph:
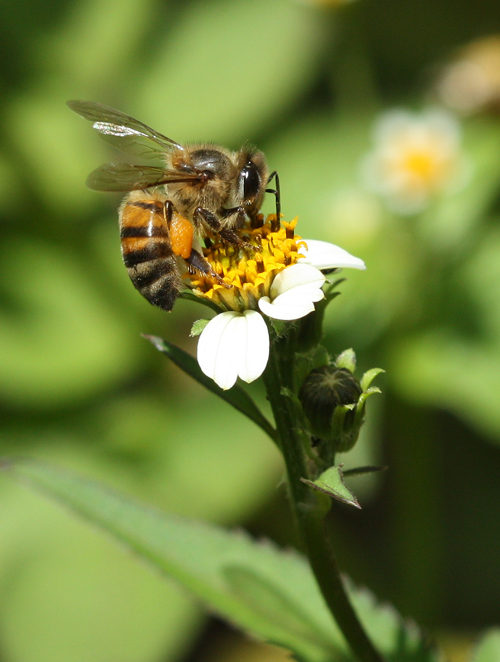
[
  {"x1": 299, "y1": 239, "x2": 366, "y2": 271},
  {"x1": 236, "y1": 310, "x2": 269, "y2": 383},
  {"x1": 259, "y1": 296, "x2": 315, "y2": 321},
  {"x1": 197, "y1": 311, "x2": 240, "y2": 390},
  {"x1": 258, "y1": 264, "x2": 328, "y2": 321},
  {"x1": 271, "y1": 283, "x2": 325, "y2": 307},
  {"x1": 270, "y1": 263, "x2": 326, "y2": 298},
  {"x1": 197, "y1": 310, "x2": 270, "y2": 389}
]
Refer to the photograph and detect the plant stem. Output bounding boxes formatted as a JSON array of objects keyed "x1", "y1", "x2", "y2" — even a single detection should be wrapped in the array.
[{"x1": 263, "y1": 341, "x2": 385, "y2": 662}]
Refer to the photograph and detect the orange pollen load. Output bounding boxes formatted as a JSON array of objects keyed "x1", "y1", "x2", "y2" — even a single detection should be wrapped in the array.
[{"x1": 170, "y1": 211, "x2": 194, "y2": 259}]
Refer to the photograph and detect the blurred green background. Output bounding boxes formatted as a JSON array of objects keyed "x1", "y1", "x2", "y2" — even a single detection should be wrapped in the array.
[{"x1": 2, "y1": 0, "x2": 500, "y2": 660}]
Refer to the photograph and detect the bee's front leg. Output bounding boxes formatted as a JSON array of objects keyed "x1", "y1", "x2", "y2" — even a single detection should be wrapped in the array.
[
  {"x1": 265, "y1": 170, "x2": 281, "y2": 231},
  {"x1": 193, "y1": 207, "x2": 256, "y2": 250},
  {"x1": 220, "y1": 205, "x2": 247, "y2": 230},
  {"x1": 193, "y1": 207, "x2": 223, "y2": 233}
]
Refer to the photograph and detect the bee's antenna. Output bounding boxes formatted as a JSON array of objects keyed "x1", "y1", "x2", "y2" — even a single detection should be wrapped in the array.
[{"x1": 266, "y1": 171, "x2": 281, "y2": 231}]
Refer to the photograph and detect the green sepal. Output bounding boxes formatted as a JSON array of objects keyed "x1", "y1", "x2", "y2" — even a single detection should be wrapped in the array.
[
  {"x1": 331, "y1": 403, "x2": 355, "y2": 439},
  {"x1": 301, "y1": 465, "x2": 361, "y2": 509},
  {"x1": 353, "y1": 387, "x2": 381, "y2": 431},
  {"x1": 190, "y1": 319, "x2": 210, "y2": 337},
  {"x1": 269, "y1": 317, "x2": 288, "y2": 338},
  {"x1": 143, "y1": 335, "x2": 276, "y2": 442},
  {"x1": 360, "y1": 368, "x2": 385, "y2": 391},
  {"x1": 331, "y1": 402, "x2": 359, "y2": 453},
  {"x1": 324, "y1": 277, "x2": 346, "y2": 298},
  {"x1": 294, "y1": 345, "x2": 330, "y2": 392},
  {"x1": 335, "y1": 348, "x2": 356, "y2": 373}
]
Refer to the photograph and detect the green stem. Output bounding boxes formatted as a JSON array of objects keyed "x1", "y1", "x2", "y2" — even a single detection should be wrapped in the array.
[{"x1": 262, "y1": 341, "x2": 385, "y2": 662}]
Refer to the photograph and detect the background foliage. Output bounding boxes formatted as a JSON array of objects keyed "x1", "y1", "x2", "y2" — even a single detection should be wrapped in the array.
[{"x1": 1, "y1": 0, "x2": 500, "y2": 661}]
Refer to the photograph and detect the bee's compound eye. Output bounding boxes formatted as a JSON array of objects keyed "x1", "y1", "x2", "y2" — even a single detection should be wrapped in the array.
[{"x1": 240, "y1": 161, "x2": 261, "y2": 201}]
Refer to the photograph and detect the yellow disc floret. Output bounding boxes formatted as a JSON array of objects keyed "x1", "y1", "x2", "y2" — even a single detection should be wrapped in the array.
[{"x1": 188, "y1": 214, "x2": 307, "y2": 311}]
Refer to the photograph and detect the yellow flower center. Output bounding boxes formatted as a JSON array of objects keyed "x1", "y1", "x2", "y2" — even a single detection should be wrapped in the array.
[
  {"x1": 403, "y1": 150, "x2": 438, "y2": 181},
  {"x1": 188, "y1": 214, "x2": 307, "y2": 312},
  {"x1": 399, "y1": 143, "x2": 456, "y2": 191}
]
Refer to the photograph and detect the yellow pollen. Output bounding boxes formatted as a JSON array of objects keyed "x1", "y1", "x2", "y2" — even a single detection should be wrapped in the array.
[{"x1": 188, "y1": 214, "x2": 307, "y2": 312}]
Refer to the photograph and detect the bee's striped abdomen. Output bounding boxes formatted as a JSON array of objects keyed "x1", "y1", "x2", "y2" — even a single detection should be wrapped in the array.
[{"x1": 119, "y1": 192, "x2": 183, "y2": 311}]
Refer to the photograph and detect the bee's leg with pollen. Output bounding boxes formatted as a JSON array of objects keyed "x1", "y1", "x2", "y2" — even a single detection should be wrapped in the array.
[
  {"x1": 166, "y1": 201, "x2": 196, "y2": 260},
  {"x1": 185, "y1": 248, "x2": 231, "y2": 288},
  {"x1": 163, "y1": 199, "x2": 174, "y2": 223},
  {"x1": 265, "y1": 170, "x2": 281, "y2": 232},
  {"x1": 194, "y1": 207, "x2": 257, "y2": 251}
]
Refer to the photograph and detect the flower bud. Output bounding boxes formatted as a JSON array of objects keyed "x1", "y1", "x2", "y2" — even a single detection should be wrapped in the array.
[{"x1": 299, "y1": 365, "x2": 363, "y2": 453}]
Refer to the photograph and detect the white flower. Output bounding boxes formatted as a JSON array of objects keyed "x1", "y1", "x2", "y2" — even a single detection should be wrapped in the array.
[
  {"x1": 361, "y1": 109, "x2": 470, "y2": 215},
  {"x1": 197, "y1": 243, "x2": 365, "y2": 390}
]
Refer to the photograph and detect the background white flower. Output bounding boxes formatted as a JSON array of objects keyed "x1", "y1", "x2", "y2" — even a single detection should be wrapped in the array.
[
  {"x1": 436, "y1": 35, "x2": 500, "y2": 114},
  {"x1": 361, "y1": 108, "x2": 471, "y2": 215}
]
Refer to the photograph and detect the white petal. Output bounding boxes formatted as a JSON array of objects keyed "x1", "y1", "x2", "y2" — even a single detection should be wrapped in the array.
[
  {"x1": 259, "y1": 295, "x2": 315, "y2": 321},
  {"x1": 299, "y1": 239, "x2": 366, "y2": 271},
  {"x1": 197, "y1": 311, "x2": 240, "y2": 390},
  {"x1": 197, "y1": 310, "x2": 270, "y2": 389},
  {"x1": 270, "y1": 263, "x2": 325, "y2": 298},
  {"x1": 272, "y1": 283, "x2": 325, "y2": 306},
  {"x1": 236, "y1": 310, "x2": 269, "y2": 383}
]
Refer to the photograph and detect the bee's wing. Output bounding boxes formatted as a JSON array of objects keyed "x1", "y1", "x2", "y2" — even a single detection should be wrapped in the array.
[
  {"x1": 67, "y1": 100, "x2": 182, "y2": 159},
  {"x1": 86, "y1": 162, "x2": 204, "y2": 192}
]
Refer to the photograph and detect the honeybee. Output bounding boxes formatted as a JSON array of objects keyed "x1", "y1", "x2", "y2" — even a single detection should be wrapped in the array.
[{"x1": 68, "y1": 100, "x2": 280, "y2": 311}]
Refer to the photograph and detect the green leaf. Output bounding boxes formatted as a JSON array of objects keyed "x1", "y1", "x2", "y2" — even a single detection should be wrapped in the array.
[
  {"x1": 144, "y1": 335, "x2": 276, "y2": 442},
  {"x1": 190, "y1": 319, "x2": 210, "y2": 337},
  {"x1": 301, "y1": 466, "x2": 361, "y2": 509},
  {"x1": 472, "y1": 629, "x2": 500, "y2": 662},
  {"x1": 0, "y1": 474, "x2": 201, "y2": 662},
  {"x1": 2, "y1": 459, "x2": 440, "y2": 662}
]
